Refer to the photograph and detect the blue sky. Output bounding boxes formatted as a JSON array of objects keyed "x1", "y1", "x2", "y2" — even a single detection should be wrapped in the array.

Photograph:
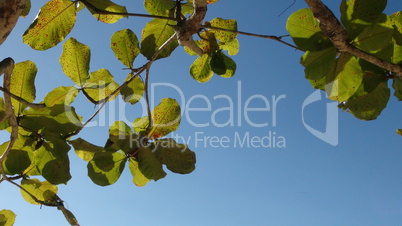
[{"x1": 1, "y1": 0, "x2": 402, "y2": 225}]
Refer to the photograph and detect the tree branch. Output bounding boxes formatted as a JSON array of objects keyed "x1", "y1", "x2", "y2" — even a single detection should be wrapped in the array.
[
  {"x1": 0, "y1": 0, "x2": 27, "y2": 46},
  {"x1": 0, "y1": 57, "x2": 18, "y2": 181},
  {"x1": 305, "y1": 0, "x2": 402, "y2": 77}
]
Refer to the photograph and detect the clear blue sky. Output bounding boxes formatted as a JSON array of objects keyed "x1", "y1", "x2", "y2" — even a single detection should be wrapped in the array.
[{"x1": 1, "y1": 0, "x2": 402, "y2": 225}]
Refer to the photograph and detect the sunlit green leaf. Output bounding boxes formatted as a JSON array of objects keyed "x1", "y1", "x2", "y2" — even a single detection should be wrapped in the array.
[
  {"x1": 120, "y1": 75, "x2": 144, "y2": 105},
  {"x1": 209, "y1": 18, "x2": 237, "y2": 43},
  {"x1": 325, "y1": 53, "x2": 363, "y2": 102},
  {"x1": 19, "y1": 105, "x2": 83, "y2": 138},
  {"x1": 153, "y1": 139, "x2": 196, "y2": 174},
  {"x1": 144, "y1": 0, "x2": 174, "y2": 17},
  {"x1": 60, "y1": 38, "x2": 90, "y2": 87},
  {"x1": 190, "y1": 54, "x2": 213, "y2": 82},
  {"x1": 44, "y1": 86, "x2": 79, "y2": 107},
  {"x1": 140, "y1": 19, "x2": 178, "y2": 60},
  {"x1": 210, "y1": 50, "x2": 236, "y2": 78},
  {"x1": 21, "y1": 0, "x2": 31, "y2": 17},
  {"x1": 133, "y1": 98, "x2": 181, "y2": 139},
  {"x1": 111, "y1": 29, "x2": 140, "y2": 68},
  {"x1": 340, "y1": 0, "x2": 387, "y2": 38},
  {"x1": 286, "y1": 8, "x2": 332, "y2": 51},
  {"x1": 83, "y1": 0, "x2": 127, "y2": 24},
  {"x1": 0, "y1": 97, "x2": 9, "y2": 130},
  {"x1": 23, "y1": 0, "x2": 76, "y2": 50},
  {"x1": 20, "y1": 178, "x2": 58, "y2": 205},
  {"x1": 0, "y1": 209, "x2": 16, "y2": 226},
  {"x1": 83, "y1": 69, "x2": 119, "y2": 103},
  {"x1": 301, "y1": 47, "x2": 338, "y2": 90},
  {"x1": 0, "y1": 136, "x2": 34, "y2": 175},
  {"x1": 341, "y1": 81, "x2": 390, "y2": 120},
  {"x1": 105, "y1": 121, "x2": 139, "y2": 154},
  {"x1": 137, "y1": 147, "x2": 166, "y2": 180},
  {"x1": 87, "y1": 151, "x2": 126, "y2": 186},
  {"x1": 352, "y1": 14, "x2": 394, "y2": 53},
  {"x1": 11, "y1": 60, "x2": 37, "y2": 115},
  {"x1": 128, "y1": 158, "x2": 150, "y2": 187},
  {"x1": 70, "y1": 138, "x2": 103, "y2": 162},
  {"x1": 218, "y1": 39, "x2": 239, "y2": 56}
]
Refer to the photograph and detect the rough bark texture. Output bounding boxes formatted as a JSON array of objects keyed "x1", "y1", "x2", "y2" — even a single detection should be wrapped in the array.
[
  {"x1": 0, "y1": 0, "x2": 27, "y2": 46},
  {"x1": 305, "y1": 0, "x2": 402, "y2": 76}
]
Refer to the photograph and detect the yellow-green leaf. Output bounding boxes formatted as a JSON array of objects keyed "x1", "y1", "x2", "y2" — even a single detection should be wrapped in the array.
[
  {"x1": 111, "y1": 29, "x2": 140, "y2": 68},
  {"x1": 83, "y1": 0, "x2": 127, "y2": 24},
  {"x1": 0, "y1": 209, "x2": 16, "y2": 226},
  {"x1": 44, "y1": 86, "x2": 79, "y2": 107},
  {"x1": 120, "y1": 74, "x2": 144, "y2": 105},
  {"x1": 11, "y1": 60, "x2": 37, "y2": 115},
  {"x1": 20, "y1": 178, "x2": 58, "y2": 205},
  {"x1": 128, "y1": 158, "x2": 150, "y2": 187},
  {"x1": 60, "y1": 38, "x2": 90, "y2": 87},
  {"x1": 209, "y1": 18, "x2": 237, "y2": 43},
  {"x1": 133, "y1": 98, "x2": 181, "y2": 139},
  {"x1": 83, "y1": 69, "x2": 119, "y2": 103},
  {"x1": 70, "y1": 138, "x2": 104, "y2": 162},
  {"x1": 23, "y1": 0, "x2": 76, "y2": 50},
  {"x1": 190, "y1": 54, "x2": 213, "y2": 83},
  {"x1": 87, "y1": 151, "x2": 127, "y2": 186}
]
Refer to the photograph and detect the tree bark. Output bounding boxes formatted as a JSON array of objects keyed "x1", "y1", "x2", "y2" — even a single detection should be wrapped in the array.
[{"x1": 0, "y1": 0, "x2": 27, "y2": 46}]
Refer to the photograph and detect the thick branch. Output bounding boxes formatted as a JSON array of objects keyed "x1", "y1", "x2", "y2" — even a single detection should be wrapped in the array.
[
  {"x1": 305, "y1": 0, "x2": 402, "y2": 76},
  {"x1": 0, "y1": 0, "x2": 27, "y2": 45}
]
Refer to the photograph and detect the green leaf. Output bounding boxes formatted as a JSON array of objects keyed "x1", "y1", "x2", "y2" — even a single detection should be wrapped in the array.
[
  {"x1": 23, "y1": 0, "x2": 76, "y2": 50},
  {"x1": 325, "y1": 53, "x2": 364, "y2": 102},
  {"x1": 144, "y1": 0, "x2": 174, "y2": 17},
  {"x1": 42, "y1": 155, "x2": 71, "y2": 185},
  {"x1": 44, "y1": 86, "x2": 79, "y2": 107},
  {"x1": 120, "y1": 74, "x2": 144, "y2": 105},
  {"x1": 83, "y1": 69, "x2": 119, "y2": 103},
  {"x1": 209, "y1": 18, "x2": 237, "y2": 43},
  {"x1": 397, "y1": 129, "x2": 402, "y2": 136},
  {"x1": 87, "y1": 151, "x2": 126, "y2": 186},
  {"x1": 210, "y1": 50, "x2": 236, "y2": 78},
  {"x1": 21, "y1": 0, "x2": 31, "y2": 17},
  {"x1": 0, "y1": 136, "x2": 34, "y2": 175},
  {"x1": 190, "y1": 54, "x2": 214, "y2": 82},
  {"x1": 70, "y1": 138, "x2": 103, "y2": 162},
  {"x1": 60, "y1": 38, "x2": 90, "y2": 87},
  {"x1": 137, "y1": 147, "x2": 166, "y2": 181},
  {"x1": 83, "y1": 0, "x2": 127, "y2": 24},
  {"x1": 301, "y1": 47, "x2": 338, "y2": 90},
  {"x1": 0, "y1": 209, "x2": 16, "y2": 226},
  {"x1": 58, "y1": 206, "x2": 79, "y2": 226},
  {"x1": 352, "y1": 14, "x2": 394, "y2": 53},
  {"x1": 153, "y1": 139, "x2": 196, "y2": 174},
  {"x1": 218, "y1": 39, "x2": 239, "y2": 56},
  {"x1": 340, "y1": 0, "x2": 387, "y2": 38},
  {"x1": 133, "y1": 98, "x2": 181, "y2": 139},
  {"x1": 392, "y1": 77, "x2": 402, "y2": 100},
  {"x1": 140, "y1": 19, "x2": 178, "y2": 60},
  {"x1": 286, "y1": 8, "x2": 332, "y2": 51},
  {"x1": 341, "y1": 81, "x2": 390, "y2": 120},
  {"x1": 11, "y1": 60, "x2": 37, "y2": 115},
  {"x1": 19, "y1": 105, "x2": 83, "y2": 138},
  {"x1": 128, "y1": 158, "x2": 150, "y2": 187},
  {"x1": 111, "y1": 29, "x2": 140, "y2": 68},
  {"x1": 20, "y1": 178, "x2": 58, "y2": 205},
  {"x1": 0, "y1": 97, "x2": 10, "y2": 130},
  {"x1": 105, "y1": 121, "x2": 140, "y2": 154}
]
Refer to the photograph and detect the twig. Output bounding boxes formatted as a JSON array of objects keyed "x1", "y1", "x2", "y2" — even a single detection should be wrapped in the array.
[
  {"x1": 0, "y1": 58, "x2": 18, "y2": 182},
  {"x1": 0, "y1": 86, "x2": 45, "y2": 109},
  {"x1": 305, "y1": 0, "x2": 402, "y2": 77},
  {"x1": 201, "y1": 24, "x2": 302, "y2": 51}
]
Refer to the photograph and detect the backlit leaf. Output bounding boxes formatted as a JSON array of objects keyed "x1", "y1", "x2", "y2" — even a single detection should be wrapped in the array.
[
  {"x1": 58, "y1": 206, "x2": 79, "y2": 226},
  {"x1": 87, "y1": 151, "x2": 126, "y2": 186},
  {"x1": 83, "y1": 0, "x2": 127, "y2": 24},
  {"x1": 83, "y1": 69, "x2": 119, "y2": 103},
  {"x1": 70, "y1": 138, "x2": 104, "y2": 162},
  {"x1": 137, "y1": 147, "x2": 166, "y2": 181},
  {"x1": 11, "y1": 60, "x2": 37, "y2": 115},
  {"x1": 120, "y1": 74, "x2": 144, "y2": 105},
  {"x1": 144, "y1": 0, "x2": 174, "y2": 17},
  {"x1": 210, "y1": 50, "x2": 236, "y2": 78},
  {"x1": 111, "y1": 29, "x2": 140, "y2": 68},
  {"x1": 153, "y1": 139, "x2": 196, "y2": 174},
  {"x1": 60, "y1": 38, "x2": 90, "y2": 87},
  {"x1": 218, "y1": 39, "x2": 239, "y2": 56},
  {"x1": 44, "y1": 86, "x2": 79, "y2": 107},
  {"x1": 133, "y1": 98, "x2": 181, "y2": 139},
  {"x1": 209, "y1": 18, "x2": 237, "y2": 43},
  {"x1": 141, "y1": 19, "x2": 178, "y2": 60},
  {"x1": 20, "y1": 178, "x2": 58, "y2": 205},
  {"x1": 128, "y1": 158, "x2": 150, "y2": 187},
  {"x1": 325, "y1": 53, "x2": 363, "y2": 102},
  {"x1": 105, "y1": 121, "x2": 139, "y2": 154},
  {"x1": 0, "y1": 209, "x2": 16, "y2": 226},
  {"x1": 0, "y1": 97, "x2": 9, "y2": 130},
  {"x1": 286, "y1": 8, "x2": 332, "y2": 51},
  {"x1": 23, "y1": 0, "x2": 76, "y2": 50},
  {"x1": 21, "y1": 0, "x2": 31, "y2": 17},
  {"x1": 190, "y1": 54, "x2": 213, "y2": 82}
]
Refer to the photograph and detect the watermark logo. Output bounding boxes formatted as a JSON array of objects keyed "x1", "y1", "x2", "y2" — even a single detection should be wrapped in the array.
[{"x1": 302, "y1": 90, "x2": 339, "y2": 146}]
